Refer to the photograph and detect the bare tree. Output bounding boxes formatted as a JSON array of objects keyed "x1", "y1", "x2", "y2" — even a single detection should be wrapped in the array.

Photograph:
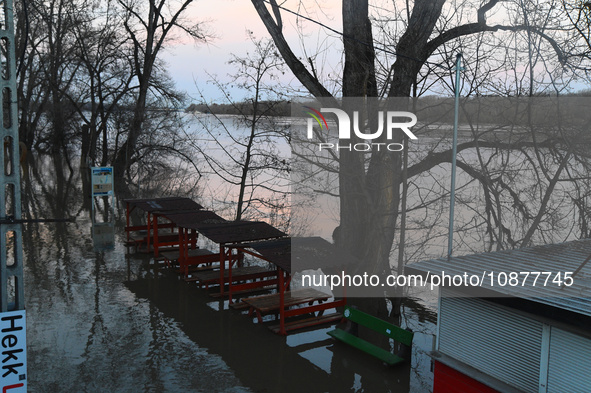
[
  {"x1": 15, "y1": 0, "x2": 208, "y2": 192},
  {"x1": 71, "y1": 1, "x2": 134, "y2": 169},
  {"x1": 251, "y1": 0, "x2": 591, "y2": 313},
  {"x1": 15, "y1": 0, "x2": 48, "y2": 150},
  {"x1": 15, "y1": 0, "x2": 91, "y2": 163},
  {"x1": 112, "y1": 0, "x2": 210, "y2": 176},
  {"x1": 190, "y1": 34, "x2": 291, "y2": 227}
]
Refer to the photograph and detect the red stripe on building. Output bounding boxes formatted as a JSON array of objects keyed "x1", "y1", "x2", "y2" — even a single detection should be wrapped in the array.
[{"x1": 433, "y1": 361, "x2": 499, "y2": 393}]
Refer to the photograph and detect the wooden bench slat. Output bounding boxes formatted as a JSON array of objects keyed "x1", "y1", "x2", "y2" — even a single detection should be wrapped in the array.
[
  {"x1": 268, "y1": 313, "x2": 343, "y2": 334},
  {"x1": 126, "y1": 223, "x2": 175, "y2": 232},
  {"x1": 343, "y1": 307, "x2": 414, "y2": 345},
  {"x1": 244, "y1": 287, "x2": 328, "y2": 302},
  {"x1": 209, "y1": 285, "x2": 275, "y2": 299},
  {"x1": 328, "y1": 328, "x2": 405, "y2": 366},
  {"x1": 189, "y1": 266, "x2": 275, "y2": 285},
  {"x1": 137, "y1": 245, "x2": 180, "y2": 254},
  {"x1": 161, "y1": 248, "x2": 215, "y2": 261},
  {"x1": 327, "y1": 306, "x2": 414, "y2": 365},
  {"x1": 130, "y1": 229, "x2": 177, "y2": 241},
  {"x1": 242, "y1": 288, "x2": 330, "y2": 314},
  {"x1": 179, "y1": 264, "x2": 217, "y2": 275}
]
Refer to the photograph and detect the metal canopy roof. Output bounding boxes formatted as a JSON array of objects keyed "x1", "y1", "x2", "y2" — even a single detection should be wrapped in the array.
[
  {"x1": 407, "y1": 239, "x2": 591, "y2": 317},
  {"x1": 194, "y1": 221, "x2": 287, "y2": 245},
  {"x1": 162, "y1": 210, "x2": 226, "y2": 227},
  {"x1": 244, "y1": 237, "x2": 291, "y2": 272},
  {"x1": 125, "y1": 197, "x2": 203, "y2": 213},
  {"x1": 242, "y1": 236, "x2": 359, "y2": 274},
  {"x1": 291, "y1": 236, "x2": 359, "y2": 273}
]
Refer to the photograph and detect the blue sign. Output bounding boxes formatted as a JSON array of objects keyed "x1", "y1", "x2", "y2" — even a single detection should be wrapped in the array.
[
  {"x1": 91, "y1": 167, "x2": 114, "y2": 196},
  {"x1": 0, "y1": 310, "x2": 26, "y2": 392}
]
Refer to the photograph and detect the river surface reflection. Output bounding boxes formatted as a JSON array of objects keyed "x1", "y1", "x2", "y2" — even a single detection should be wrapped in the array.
[{"x1": 22, "y1": 155, "x2": 436, "y2": 392}]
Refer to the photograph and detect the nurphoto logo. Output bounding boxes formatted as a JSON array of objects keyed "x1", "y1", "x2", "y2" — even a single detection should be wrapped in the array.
[{"x1": 305, "y1": 106, "x2": 418, "y2": 151}]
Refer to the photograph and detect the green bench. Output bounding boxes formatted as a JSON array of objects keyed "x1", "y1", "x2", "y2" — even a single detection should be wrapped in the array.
[{"x1": 327, "y1": 306, "x2": 414, "y2": 366}]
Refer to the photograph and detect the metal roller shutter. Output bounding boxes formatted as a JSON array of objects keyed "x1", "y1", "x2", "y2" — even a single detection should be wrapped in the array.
[
  {"x1": 439, "y1": 289, "x2": 543, "y2": 393},
  {"x1": 547, "y1": 328, "x2": 591, "y2": 393}
]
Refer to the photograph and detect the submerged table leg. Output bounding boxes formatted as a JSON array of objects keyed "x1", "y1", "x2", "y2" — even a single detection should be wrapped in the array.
[
  {"x1": 178, "y1": 227, "x2": 185, "y2": 275},
  {"x1": 126, "y1": 202, "x2": 130, "y2": 243},
  {"x1": 279, "y1": 267, "x2": 286, "y2": 335},
  {"x1": 190, "y1": 229, "x2": 197, "y2": 249},
  {"x1": 219, "y1": 243, "x2": 225, "y2": 296},
  {"x1": 146, "y1": 212, "x2": 152, "y2": 253},
  {"x1": 228, "y1": 247, "x2": 234, "y2": 303},
  {"x1": 153, "y1": 214, "x2": 160, "y2": 257}
]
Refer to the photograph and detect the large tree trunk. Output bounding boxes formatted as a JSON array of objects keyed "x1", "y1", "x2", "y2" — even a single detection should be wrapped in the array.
[
  {"x1": 338, "y1": 1, "x2": 399, "y2": 322},
  {"x1": 340, "y1": 0, "x2": 449, "y2": 280},
  {"x1": 251, "y1": 0, "x2": 450, "y2": 274},
  {"x1": 388, "y1": 0, "x2": 446, "y2": 97},
  {"x1": 112, "y1": 84, "x2": 148, "y2": 175},
  {"x1": 337, "y1": 0, "x2": 377, "y2": 265}
]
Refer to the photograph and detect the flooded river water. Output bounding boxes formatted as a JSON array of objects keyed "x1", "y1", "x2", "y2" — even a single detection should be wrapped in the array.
[{"x1": 19, "y1": 155, "x2": 437, "y2": 392}]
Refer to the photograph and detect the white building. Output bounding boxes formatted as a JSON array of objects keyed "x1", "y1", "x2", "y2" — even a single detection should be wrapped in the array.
[{"x1": 407, "y1": 239, "x2": 591, "y2": 393}]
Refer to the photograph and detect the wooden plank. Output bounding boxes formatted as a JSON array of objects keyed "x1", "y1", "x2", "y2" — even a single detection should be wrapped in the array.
[
  {"x1": 151, "y1": 234, "x2": 182, "y2": 247},
  {"x1": 284, "y1": 298, "x2": 346, "y2": 318},
  {"x1": 137, "y1": 245, "x2": 179, "y2": 254},
  {"x1": 230, "y1": 301, "x2": 253, "y2": 310},
  {"x1": 160, "y1": 250, "x2": 180, "y2": 262},
  {"x1": 162, "y1": 249, "x2": 223, "y2": 277},
  {"x1": 244, "y1": 289, "x2": 325, "y2": 312},
  {"x1": 129, "y1": 233, "x2": 147, "y2": 242},
  {"x1": 130, "y1": 231, "x2": 178, "y2": 244},
  {"x1": 179, "y1": 264, "x2": 217, "y2": 275},
  {"x1": 126, "y1": 223, "x2": 175, "y2": 232},
  {"x1": 243, "y1": 287, "x2": 328, "y2": 304},
  {"x1": 343, "y1": 306, "x2": 414, "y2": 345},
  {"x1": 125, "y1": 225, "x2": 148, "y2": 232},
  {"x1": 187, "y1": 266, "x2": 275, "y2": 285},
  {"x1": 242, "y1": 288, "x2": 331, "y2": 314},
  {"x1": 327, "y1": 328, "x2": 405, "y2": 366},
  {"x1": 210, "y1": 285, "x2": 276, "y2": 299},
  {"x1": 180, "y1": 249, "x2": 220, "y2": 277},
  {"x1": 268, "y1": 313, "x2": 343, "y2": 334},
  {"x1": 161, "y1": 248, "x2": 214, "y2": 262},
  {"x1": 184, "y1": 250, "x2": 222, "y2": 264},
  {"x1": 229, "y1": 277, "x2": 279, "y2": 293}
]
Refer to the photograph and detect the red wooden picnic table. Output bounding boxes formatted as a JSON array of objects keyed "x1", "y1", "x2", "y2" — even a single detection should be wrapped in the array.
[
  {"x1": 181, "y1": 221, "x2": 288, "y2": 302},
  {"x1": 158, "y1": 209, "x2": 227, "y2": 277},
  {"x1": 236, "y1": 237, "x2": 355, "y2": 335},
  {"x1": 124, "y1": 197, "x2": 203, "y2": 256}
]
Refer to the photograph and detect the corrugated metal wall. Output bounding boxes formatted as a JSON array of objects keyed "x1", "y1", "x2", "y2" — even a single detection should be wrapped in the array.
[
  {"x1": 547, "y1": 328, "x2": 591, "y2": 393},
  {"x1": 439, "y1": 290, "x2": 543, "y2": 393}
]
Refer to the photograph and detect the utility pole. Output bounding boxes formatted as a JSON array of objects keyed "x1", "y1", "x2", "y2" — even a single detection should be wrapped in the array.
[
  {"x1": 447, "y1": 53, "x2": 462, "y2": 260},
  {"x1": 0, "y1": 1, "x2": 27, "y2": 391}
]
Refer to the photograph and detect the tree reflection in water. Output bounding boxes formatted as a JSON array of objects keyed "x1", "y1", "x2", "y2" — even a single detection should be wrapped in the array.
[{"x1": 21, "y1": 154, "x2": 436, "y2": 392}]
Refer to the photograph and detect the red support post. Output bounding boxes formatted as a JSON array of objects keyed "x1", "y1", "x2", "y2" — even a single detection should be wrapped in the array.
[
  {"x1": 126, "y1": 202, "x2": 131, "y2": 242},
  {"x1": 228, "y1": 247, "x2": 234, "y2": 303},
  {"x1": 190, "y1": 229, "x2": 197, "y2": 249},
  {"x1": 178, "y1": 227, "x2": 185, "y2": 274},
  {"x1": 279, "y1": 267, "x2": 286, "y2": 335},
  {"x1": 153, "y1": 213, "x2": 160, "y2": 257},
  {"x1": 219, "y1": 243, "x2": 225, "y2": 296},
  {"x1": 146, "y1": 212, "x2": 152, "y2": 253}
]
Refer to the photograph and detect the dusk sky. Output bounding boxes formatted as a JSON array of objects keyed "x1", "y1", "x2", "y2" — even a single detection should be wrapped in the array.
[
  {"x1": 163, "y1": 0, "x2": 342, "y2": 103},
  {"x1": 163, "y1": 1, "x2": 553, "y2": 104}
]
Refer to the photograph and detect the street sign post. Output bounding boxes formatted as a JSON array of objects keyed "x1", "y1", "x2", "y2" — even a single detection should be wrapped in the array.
[{"x1": 90, "y1": 167, "x2": 115, "y2": 223}]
